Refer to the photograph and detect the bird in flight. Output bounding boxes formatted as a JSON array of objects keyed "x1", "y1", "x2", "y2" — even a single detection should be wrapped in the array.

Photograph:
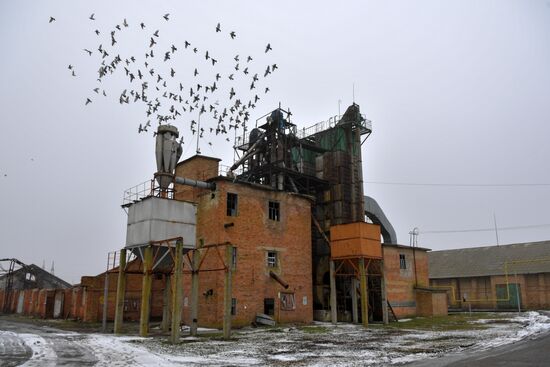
[
  {"x1": 49, "y1": 16, "x2": 56, "y2": 23},
  {"x1": 163, "y1": 13, "x2": 170, "y2": 21},
  {"x1": 83, "y1": 48, "x2": 92, "y2": 56},
  {"x1": 230, "y1": 31, "x2": 236, "y2": 39},
  {"x1": 85, "y1": 98, "x2": 92, "y2": 105},
  {"x1": 265, "y1": 43, "x2": 272, "y2": 53},
  {"x1": 140, "y1": 22, "x2": 145, "y2": 29},
  {"x1": 216, "y1": 23, "x2": 221, "y2": 32},
  {"x1": 89, "y1": 13, "x2": 95, "y2": 21}
]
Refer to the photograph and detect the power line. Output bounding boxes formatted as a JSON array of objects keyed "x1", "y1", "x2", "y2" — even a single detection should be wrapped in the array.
[
  {"x1": 365, "y1": 181, "x2": 550, "y2": 187},
  {"x1": 421, "y1": 223, "x2": 550, "y2": 235}
]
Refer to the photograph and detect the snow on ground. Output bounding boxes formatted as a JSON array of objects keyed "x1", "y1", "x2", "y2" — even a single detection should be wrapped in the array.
[{"x1": 2, "y1": 311, "x2": 550, "y2": 366}]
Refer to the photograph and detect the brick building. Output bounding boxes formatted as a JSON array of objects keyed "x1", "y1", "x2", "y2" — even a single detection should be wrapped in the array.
[
  {"x1": 2, "y1": 106, "x2": 444, "y2": 328},
  {"x1": 175, "y1": 155, "x2": 313, "y2": 327},
  {"x1": 429, "y1": 241, "x2": 550, "y2": 311}
]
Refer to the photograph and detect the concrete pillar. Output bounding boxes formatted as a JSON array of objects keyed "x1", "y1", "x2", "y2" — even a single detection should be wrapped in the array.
[
  {"x1": 190, "y1": 249, "x2": 200, "y2": 336},
  {"x1": 329, "y1": 260, "x2": 337, "y2": 324},
  {"x1": 351, "y1": 277, "x2": 358, "y2": 324},
  {"x1": 380, "y1": 260, "x2": 389, "y2": 324},
  {"x1": 161, "y1": 275, "x2": 171, "y2": 332},
  {"x1": 113, "y1": 248, "x2": 127, "y2": 334},
  {"x1": 223, "y1": 245, "x2": 233, "y2": 340},
  {"x1": 170, "y1": 242, "x2": 184, "y2": 343},
  {"x1": 359, "y1": 258, "x2": 368, "y2": 327},
  {"x1": 139, "y1": 246, "x2": 153, "y2": 337}
]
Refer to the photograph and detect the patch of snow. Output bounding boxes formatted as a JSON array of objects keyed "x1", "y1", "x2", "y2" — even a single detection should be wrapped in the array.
[{"x1": 19, "y1": 333, "x2": 56, "y2": 367}]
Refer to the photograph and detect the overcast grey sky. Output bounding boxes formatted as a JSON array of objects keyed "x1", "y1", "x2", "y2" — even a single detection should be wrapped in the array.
[{"x1": 1, "y1": 0, "x2": 550, "y2": 284}]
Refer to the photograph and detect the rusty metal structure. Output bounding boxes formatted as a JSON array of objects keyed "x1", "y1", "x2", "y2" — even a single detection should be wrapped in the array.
[{"x1": 231, "y1": 103, "x2": 392, "y2": 323}]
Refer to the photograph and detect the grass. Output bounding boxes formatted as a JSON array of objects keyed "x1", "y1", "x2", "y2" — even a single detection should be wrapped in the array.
[
  {"x1": 299, "y1": 325, "x2": 330, "y2": 334},
  {"x1": 382, "y1": 312, "x2": 509, "y2": 331}
]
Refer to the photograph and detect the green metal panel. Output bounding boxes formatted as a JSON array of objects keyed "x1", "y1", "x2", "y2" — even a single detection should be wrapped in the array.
[{"x1": 496, "y1": 283, "x2": 521, "y2": 309}]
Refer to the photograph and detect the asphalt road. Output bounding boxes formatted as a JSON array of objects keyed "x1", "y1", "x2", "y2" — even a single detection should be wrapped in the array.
[
  {"x1": 0, "y1": 319, "x2": 97, "y2": 366},
  {"x1": 410, "y1": 330, "x2": 550, "y2": 367}
]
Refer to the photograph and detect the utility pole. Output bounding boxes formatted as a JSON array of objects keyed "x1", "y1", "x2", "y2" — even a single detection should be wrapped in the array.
[{"x1": 493, "y1": 212, "x2": 500, "y2": 246}]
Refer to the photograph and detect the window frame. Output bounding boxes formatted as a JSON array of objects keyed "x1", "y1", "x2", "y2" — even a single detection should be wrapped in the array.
[
  {"x1": 399, "y1": 254, "x2": 407, "y2": 270},
  {"x1": 231, "y1": 298, "x2": 237, "y2": 315},
  {"x1": 267, "y1": 251, "x2": 278, "y2": 268},
  {"x1": 231, "y1": 247, "x2": 237, "y2": 270},
  {"x1": 268, "y1": 200, "x2": 280, "y2": 221},
  {"x1": 226, "y1": 192, "x2": 238, "y2": 217}
]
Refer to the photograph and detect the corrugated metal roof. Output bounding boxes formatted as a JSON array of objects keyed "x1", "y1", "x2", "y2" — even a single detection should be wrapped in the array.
[{"x1": 428, "y1": 241, "x2": 550, "y2": 279}]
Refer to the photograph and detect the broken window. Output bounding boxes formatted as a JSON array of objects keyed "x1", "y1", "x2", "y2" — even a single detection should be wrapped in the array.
[
  {"x1": 264, "y1": 298, "x2": 275, "y2": 315},
  {"x1": 267, "y1": 251, "x2": 278, "y2": 268},
  {"x1": 399, "y1": 254, "x2": 407, "y2": 269},
  {"x1": 268, "y1": 201, "x2": 280, "y2": 221},
  {"x1": 226, "y1": 193, "x2": 238, "y2": 216},
  {"x1": 280, "y1": 292, "x2": 296, "y2": 311},
  {"x1": 25, "y1": 273, "x2": 35, "y2": 282},
  {"x1": 231, "y1": 298, "x2": 237, "y2": 315}
]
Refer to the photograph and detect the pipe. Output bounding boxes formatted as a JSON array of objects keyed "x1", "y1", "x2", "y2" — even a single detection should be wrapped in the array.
[
  {"x1": 175, "y1": 176, "x2": 215, "y2": 190},
  {"x1": 269, "y1": 271, "x2": 289, "y2": 289},
  {"x1": 230, "y1": 132, "x2": 265, "y2": 171}
]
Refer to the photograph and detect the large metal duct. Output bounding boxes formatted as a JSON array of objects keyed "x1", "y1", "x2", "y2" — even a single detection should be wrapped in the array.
[
  {"x1": 364, "y1": 196, "x2": 397, "y2": 244},
  {"x1": 155, "y1": 124, "x2": 182, "y2": 189}
]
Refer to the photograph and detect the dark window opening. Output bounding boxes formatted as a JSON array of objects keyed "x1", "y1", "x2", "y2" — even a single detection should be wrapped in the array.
[
  {"x1": 399, "y1": 254, "x2": 407, "y2": 269},
  {"x1": 232, "y1": 247, "x2": 237, "y2": 269},
  {"x1": 227, "y1": 193, "x2": 238, "y2": 216},
  {"x1": 268, "y1": 201, "x2": 280, "y2": 221},
  {"x1": 264, "y1": 298, "x2": 275, "y2": 315},
  {"x1": 267, "y1": 251, "x2": 278, "y2": 267},
  {"x1": 231, "y1": 298, "x2": 237, "y2": 315}
]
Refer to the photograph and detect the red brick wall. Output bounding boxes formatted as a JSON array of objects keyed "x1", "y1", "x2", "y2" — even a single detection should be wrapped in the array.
[
  {"x1": 180, "y1": 179, "x2": 314, "y2": 328},
  {"x1": 383, "y1": 245, "x2": 429, "y2": 318},
  {"x1": 174, "y1": 155, "x2": 220, "y2": 202}
]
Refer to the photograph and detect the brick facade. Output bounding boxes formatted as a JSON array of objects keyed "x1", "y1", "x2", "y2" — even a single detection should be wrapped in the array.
[{"x1": 383, "y1": 244, "x2": 430, "y2": 318}]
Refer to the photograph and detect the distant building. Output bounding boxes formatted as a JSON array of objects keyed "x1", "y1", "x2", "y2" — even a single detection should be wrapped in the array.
[
  {"x1": 0, "y1": 259, "x2": 71, "y2": 318},
  {"x1": 0, "y1": 262, "x2": 71, "y2": 290},
  {"x1": 429, "y1": 241, "x2": 550, "y2": 310}
]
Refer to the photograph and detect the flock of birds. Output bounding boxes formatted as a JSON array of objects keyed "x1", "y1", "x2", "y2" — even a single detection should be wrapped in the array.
[{"x1": 49, "y1": 13, "x2": 278, "y2": 149}]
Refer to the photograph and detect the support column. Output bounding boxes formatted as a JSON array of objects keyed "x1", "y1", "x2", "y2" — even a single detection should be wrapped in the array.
[
  {"x1": 329, "y1": 260, "x2": 337, "y2": 324},
  {"x1": 190, "y1": 249, "x2": 200, "y2": 336},
  {"x1": 380, "y1": 260, "x2": 389, "y2": 324},
  {"x1": 161, "y1": 275, "x2": 171, "y2": 332},
  {"x1": 139, "y1": 246, "x2": 153, "y2": 337},
  {"x1": 223, "y1": 245, "x2": 233, "y2": 340},
  {"x1": 170, "y1": 242, "x2": 184, "y2": 343},
  {"x1": 359, "y1": 258, "x2": 368, "y2": 327},
  {"x1": 351, "y1": 277, "x2": 358, "y2": 324},
  {"x1": 113, "y1": 248, "x2": 127, "y2": 334}
]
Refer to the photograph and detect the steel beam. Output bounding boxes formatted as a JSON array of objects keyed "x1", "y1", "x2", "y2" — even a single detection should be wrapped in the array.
[
  {"x1": 170, "y1": 242, "x2": 184, "y2": 343},
  {"x1": 190, "y1": 249, "x2": 200, "y2": 336},
  {"x1": 139, "y1": 246, "x2": 153, "y2": 337},
  {"x1": 113, "y1": 249, "x2": 127, "y2": 334},
  {"x1": 223, "y1": 245, "x2": 233, "y2": 339},
  {"x1": 330, "y1": 260, "x2": 337, "y2": 324},
  {"x1": 359, "y1": 258, "x2": 368, "y2": 327}
]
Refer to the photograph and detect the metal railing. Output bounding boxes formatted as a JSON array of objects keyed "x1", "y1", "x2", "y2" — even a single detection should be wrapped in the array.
[
  {"x1": 122, "y1": 180, "x2": 153, "y2": 206},
  {"x1": 235, "y1": 114, "x2": 372, "y2": 148},
  {"x1": 219, "y1": 164, "x2": 244, "y2": 177}
]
